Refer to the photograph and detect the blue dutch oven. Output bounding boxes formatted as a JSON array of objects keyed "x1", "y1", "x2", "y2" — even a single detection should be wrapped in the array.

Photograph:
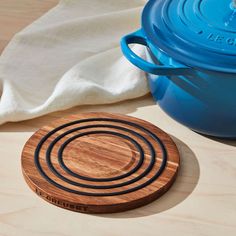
[{"x1": 121, "y1": 0, "x2": 236, "y2": 138}]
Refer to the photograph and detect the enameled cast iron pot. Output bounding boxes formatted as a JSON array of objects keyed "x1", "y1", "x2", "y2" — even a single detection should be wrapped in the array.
[{"x1": 121, "y1": 0, "x2": 236, "y2": 138}]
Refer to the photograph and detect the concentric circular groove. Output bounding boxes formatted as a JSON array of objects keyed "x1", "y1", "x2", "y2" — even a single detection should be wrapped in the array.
[
  {"x1": 22, "y1": 113, "x2": 180, "y2": 213},
  {"x1": 58, "y1": 130, "x2": 145, "y2": 182},
  {"x1": 55, "y1": 125, "x2": 146, "y2": 181}
]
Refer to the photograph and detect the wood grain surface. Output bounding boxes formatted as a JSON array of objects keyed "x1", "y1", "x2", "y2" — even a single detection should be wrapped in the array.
[
  {"x1": 0, "y1": 1, "x2": 236, "y2": 236},
  {"x1": 0, "y1": 0, "x2": 58, "y2": 54},
  {"x1": 21, "y1": 113, "x2": 180, "y2": 213}
]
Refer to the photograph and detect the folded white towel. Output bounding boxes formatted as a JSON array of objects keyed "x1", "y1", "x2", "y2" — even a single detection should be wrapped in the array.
[{"x1": 0, "y1": 0, "x2": 149, "y2": 124}]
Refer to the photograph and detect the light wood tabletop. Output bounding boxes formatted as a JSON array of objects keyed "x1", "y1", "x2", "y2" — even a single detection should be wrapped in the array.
[{"x1": 0, "y1": 1, "x2": 236, "y2": 236}]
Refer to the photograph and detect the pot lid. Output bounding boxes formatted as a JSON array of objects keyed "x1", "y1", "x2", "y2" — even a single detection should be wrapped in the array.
[{"x1": 142, "y1": 0, "x2": 236, "y2": 73}]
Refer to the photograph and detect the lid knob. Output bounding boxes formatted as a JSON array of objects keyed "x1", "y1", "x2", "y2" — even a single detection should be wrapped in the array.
[
  {"x1": 225, "y1": 1, "x2": 236, "y2": 27},
  {"x1": 232, "y1": 0, "x2": 236, "y2": 9}
]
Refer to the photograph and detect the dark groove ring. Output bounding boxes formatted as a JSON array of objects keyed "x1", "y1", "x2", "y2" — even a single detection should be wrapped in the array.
[
  {"x1": 34, "y1": 118, "x2": 167, "y2": 196},
  {"x1": 57, "y1": 129, "x2": 146, "y2": 184},
  {"x1": 48, "y1": 125, "x2": 145, "y2": 182},
  {"x1": 47, "y1": 129, "x2": 148, "y2": 189}
]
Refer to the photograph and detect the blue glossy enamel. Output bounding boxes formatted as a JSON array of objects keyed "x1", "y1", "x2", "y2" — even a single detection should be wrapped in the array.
[
  {"x1": 120, "y1": 29, "x2": 191, "y2": 76},
  {"x1": 142, "y1": 0, "x2": 236, "y2": 73},
  {"x1": 121, "y1": 0, "x2": 236, "y2": 138}
]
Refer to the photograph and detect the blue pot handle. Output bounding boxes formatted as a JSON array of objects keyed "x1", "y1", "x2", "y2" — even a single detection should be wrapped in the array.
[{"x1": 121, "y1": 29, "x2": 192, "y2": 76}]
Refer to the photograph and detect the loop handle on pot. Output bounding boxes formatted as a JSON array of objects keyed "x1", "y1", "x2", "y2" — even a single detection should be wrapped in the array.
[{"x1": 121, "y1": 29, "x2": 192, "y2": 76}]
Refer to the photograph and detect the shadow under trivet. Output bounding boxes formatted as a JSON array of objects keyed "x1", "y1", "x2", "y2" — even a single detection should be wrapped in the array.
[{"x1": 21, "y1": 112, "x2": 180, "y2": 214}]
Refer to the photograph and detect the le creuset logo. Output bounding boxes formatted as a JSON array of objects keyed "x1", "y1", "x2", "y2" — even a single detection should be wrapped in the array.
[
  {"x1": 35, "y1": 188, "x2": 88, "y2": 212},
  {"x1": 208, "y1": 33, "x2": 236, "y2": 46}
]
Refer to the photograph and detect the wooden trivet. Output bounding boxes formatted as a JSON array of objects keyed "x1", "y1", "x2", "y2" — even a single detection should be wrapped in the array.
[{"x1": 21, "y1": 112, "x2": 180, "y2": 214}]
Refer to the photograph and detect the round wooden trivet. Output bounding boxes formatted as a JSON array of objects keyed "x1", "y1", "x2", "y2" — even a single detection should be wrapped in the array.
[{"x1": 21, "y1": 112, "x2": 180, "y2": 214}]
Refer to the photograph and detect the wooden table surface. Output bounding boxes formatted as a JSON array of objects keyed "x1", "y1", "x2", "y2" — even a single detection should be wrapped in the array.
[{"x1": 0, "y1": 1, "x2": 236, "y2": 236}]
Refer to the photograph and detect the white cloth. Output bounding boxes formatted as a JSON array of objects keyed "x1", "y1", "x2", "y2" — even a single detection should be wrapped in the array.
[{"x1": 0, "y1": 0, "x2": 149, "y2": 124}]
